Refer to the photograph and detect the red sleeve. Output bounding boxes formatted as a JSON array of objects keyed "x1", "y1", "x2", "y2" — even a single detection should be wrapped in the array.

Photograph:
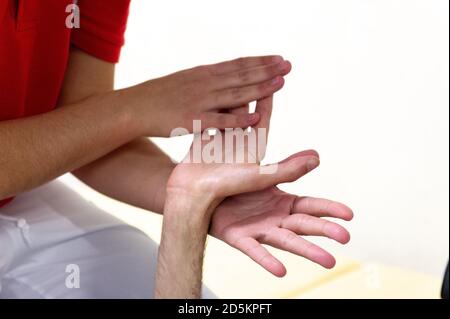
[{"x1": 70, "y1": 0, "x2": 131, "y2": 63}]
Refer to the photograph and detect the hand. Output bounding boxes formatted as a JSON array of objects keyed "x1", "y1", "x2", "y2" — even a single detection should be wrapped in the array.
[
  {"x1": 166, "y1": 95, "x2": 320, "y2": 209},
  {"x1": 161, "y1": 146, "x2": 323, "y2": 298},
  {"x1": 210, "y1": 179, "x2": 353, "y2": 277},
  {"x1": 167, "y1": 97, "x2": 353, "y2": 278},
  {"x1": 129, "y1": 56, "x2": 291, "y2": 137},
  {"x1": 166, "y1": 95, "x2": 281, "y2": 199}
]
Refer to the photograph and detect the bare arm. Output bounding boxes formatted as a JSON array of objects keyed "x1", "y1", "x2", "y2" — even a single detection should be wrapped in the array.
[
  {"x1": 66, "y1": 49, "x2": 291, "y2": 213},
  {"x1": 60, "y1": 48, "x2": 211, "y2": 298},
  {"x1": 0, "y1": 47, "x2": 140, "y2": 200},
  {"x1": 1, "y1": 47, "x2": 289, "y2": 201},
  {"x1": 74, "y1": 137, "x2": 174, "y2": 213},
  {"x1": 0, "y1": 87, "x2": 140, "y2": 200},
  {"x1": 155, "y1": 192, "x2": 216, "y2": 298},
  {"x1": 60, "y1": 47, "x2": 174, "y2": 213}
]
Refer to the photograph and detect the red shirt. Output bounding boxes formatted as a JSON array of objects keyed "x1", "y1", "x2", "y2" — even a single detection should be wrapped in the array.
[{"x1": 0, "y1": 0, "x2": 131, "y2": 208}]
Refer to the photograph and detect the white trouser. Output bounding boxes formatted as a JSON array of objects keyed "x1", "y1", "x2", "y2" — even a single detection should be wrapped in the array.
[{"x1": 0, "y1": 180, "x2": 214, "y2": 298}]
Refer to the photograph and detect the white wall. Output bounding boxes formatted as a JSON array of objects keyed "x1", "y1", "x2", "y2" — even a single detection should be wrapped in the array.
[{"x1": 115, "y1": 0, "x2": 449, "y2": 276}]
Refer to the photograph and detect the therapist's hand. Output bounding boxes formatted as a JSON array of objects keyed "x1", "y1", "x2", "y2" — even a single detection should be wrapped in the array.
[{"x1": 127, "y1": 55, "x2": 291, "y2": 137}]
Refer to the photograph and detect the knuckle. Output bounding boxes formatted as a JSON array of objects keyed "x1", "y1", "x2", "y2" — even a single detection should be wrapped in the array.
[
  {"x1": 193, "y1": 65, "x2": 213, "y2": 81},
  {"x1": 296, "y1": 214, "x2": 308, "y2": 228},
  {"x1": 268, "y1": 64, "x2": 279, "y2": 77},
  {"x1": 237, "y1": 115, "x2": 248, "y2": 126},
  {"x1": 258, "y1": 82, "x2": 270, "y2": 93},
  {"x1": 229, "y1": 229, "x2": 247, "y2": 243},
  {"x1": 235, "y1": 57, "x2": 247, "y2": 68},
  {"x1": 303, "y1": 241, "x2": 314, "y2": 256},
  {"x1": 304, "y1": 197, "x2": 313, "y2": 211},
  {"x1": 185, "y1": 87, "x2": 203, "y2": 104},
  {"x1": 320, "y1": 221, "x2": 329, "y2": 235},
  {"x1": 259, "y1": 227, "x2": 274, "y2": 243},
  {"x1": 196, "y1": 112, "x2": 208, "y2": 123},
  {"x1": 212, "y1": 91, "x2": 221, "y2": 105},
  {"x1": 216, "y1": 115, "x2": 227, "y2": 127},
  {"x1": 256, "y1": 253, "x2": 270, "y2": 265},
  {"x1": 237, "y1": 70, "x2": 250, "y2": 83},
  {"x1": 230, "y1": 87, "x2": 243, "y2": 100},
  {"x1": 282, "y1": 232, "x2": 297, "y2": 247},
  {"x1": 179, "y1": 112, "x2": 194, "y2": 132},
  {"x1": 193, "y1": 65, "x2": 207, "y2": 74},
  {"x1": 324, "y1": 199, "x2": 332, "y2": 212}
]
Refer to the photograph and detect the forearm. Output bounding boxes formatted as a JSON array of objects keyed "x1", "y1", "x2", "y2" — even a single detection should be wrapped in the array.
[
  {"x1": 73, "y1": 137, "x2": 174, "y2": 213},
  {"x1": 0, "y1": 90, "x2": 142, "y2": 200},
  {"x1": 155, "y1": 192, "x2": 215, "y2": 298},
  {"x1": 58, "y1": 47, "x2": 173, "y2": 213}
]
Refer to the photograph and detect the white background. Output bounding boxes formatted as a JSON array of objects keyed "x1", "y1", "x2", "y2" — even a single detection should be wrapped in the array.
[{"x1": 114, "y1": 0, "x2": 449, "y2": 276}]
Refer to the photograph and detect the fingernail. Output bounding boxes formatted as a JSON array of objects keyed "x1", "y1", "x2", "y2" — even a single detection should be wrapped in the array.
[
  {"x1": 272, "y1": 55, "x2": 283, "y2": 63},
  {"x1": 271, "y1": 76, "x2": 281, "y2": 85},
  {"x1": 278, "y1": 61, "x2": 289, "y2": 71},
  {"x1": 248, "y1": 113, "x2": 259, "y2": 123},
  {"x1": 306, "y1": 157, "x2": 320, "y2": 171}
]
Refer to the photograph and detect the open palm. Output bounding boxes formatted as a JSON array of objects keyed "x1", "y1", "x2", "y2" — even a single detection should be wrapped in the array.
[
  {"x1": 210, "y1": 184, "x2": 353, "y2": 277},
  {"x1": 168, "y1": 96, "x2": 353, "y2": 277}
]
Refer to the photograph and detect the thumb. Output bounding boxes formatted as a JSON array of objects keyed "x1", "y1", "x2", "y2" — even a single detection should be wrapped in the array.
[
  {"x1": 256, "y1": 153, "x2": 320, "y2": 189},
  {"x1": 254, "y1": 95, "x2": 273, "y2": 132},
  {"x1": 253, "y1": 95, "x2": 273, "y2": 162},
  {"x1": 219, "y1": 152, "x2": 320, "y2": 197}
]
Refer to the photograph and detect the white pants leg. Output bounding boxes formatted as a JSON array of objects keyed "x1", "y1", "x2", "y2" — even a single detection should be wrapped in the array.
[{"x1": 0, "y1": 180, "x2": 215, "y2": 299}]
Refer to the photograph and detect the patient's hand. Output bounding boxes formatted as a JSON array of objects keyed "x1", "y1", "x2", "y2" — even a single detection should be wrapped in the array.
[
  {"x1": 166, "y1": 96, "x2": 353, "y2": 277},
  {"x1": 209, "y1": 170, "x2": 353, "y2": 277}
]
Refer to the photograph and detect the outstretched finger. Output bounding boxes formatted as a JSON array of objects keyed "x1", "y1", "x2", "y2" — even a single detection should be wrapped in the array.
[
  {"x1": 232, "y1": 237, "x2": 286, "y2": 277},
  {"x1": 281, "y1": 213, "x2": 351, "y2": 244},
  {"x1": 218, "y1": 153, "x2": 320, "y2": 197},
  {"x1": 263, "y1": 228, "x2": 336, "y2": 269},
  {"x1": 292, "y1": 197, "x2": 354, "y2": 221}
]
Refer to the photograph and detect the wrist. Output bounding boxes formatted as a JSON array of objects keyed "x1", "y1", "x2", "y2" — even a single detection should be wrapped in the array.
[
  {"x1": 157, "y1": 192, "x2": 212, "y2": 299},
  {"x1": 164, "y1": 190, "x2": 214, "y2": 225},
  {"x1": 117, "y1": 84, "x2": 152, "y2": 137}
]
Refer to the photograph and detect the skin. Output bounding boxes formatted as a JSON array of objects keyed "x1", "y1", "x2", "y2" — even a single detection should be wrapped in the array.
[
  {"x1": 155, "y1": 192, "x2": 215, "y2": 299},
  {"x1": 2, "y1": 48, "x2": 352, "y2": 297},
  {"x1": 211, "y1": 187, "x2": 353, "y2": 277},
  {"x1": 0, "y1": 48, "x2": 290, "y2": 200},
  {"x1": 156, "y1": 97, "x2": 353, "y2": 298},
  {"x1": 60, "y1": 50, "x2": 352, "y2": 284}
]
